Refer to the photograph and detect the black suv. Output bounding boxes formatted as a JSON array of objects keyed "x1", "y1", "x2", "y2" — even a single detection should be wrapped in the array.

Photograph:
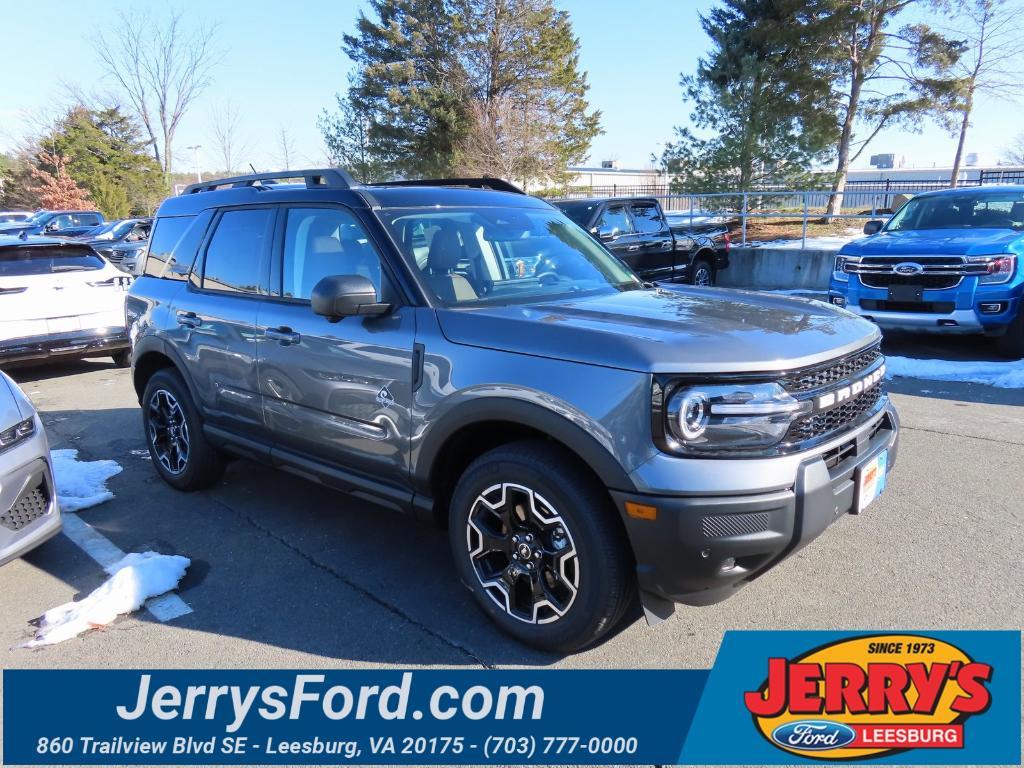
[{"x1": 127, "y1": 170, "x2": 897, "y2": 652}]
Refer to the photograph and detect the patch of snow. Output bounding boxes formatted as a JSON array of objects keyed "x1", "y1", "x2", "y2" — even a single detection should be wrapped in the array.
[
  {"x1": 748, "y1": 233, "x2": 860, "y2": 251},
  {"x1": 763, "y1": 288, "x2": 829, "y2": 296},
  {"x1": 22, "y1": 552, "x2": 190, "y2": 647},
  {"x1": 51, "y1": 449, "x2": 122, "y2": 512},
  {"x1": 886, "y1": 356, "x2": 1024, "y2": 389}
]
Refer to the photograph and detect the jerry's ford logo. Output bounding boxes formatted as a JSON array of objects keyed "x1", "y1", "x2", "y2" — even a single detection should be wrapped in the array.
[
  {"x1": 894, "y1": 261, "x2": 924, "y2": 275},
  {"x1": 815, "y1": 363, "x2": 885, "y2": 411},
  {"x1": 745, "y1": 634, "x2": 994, "y2": 760},
  {"x1": 771, "y1": 721, "x2": 856, "y2": 751}
]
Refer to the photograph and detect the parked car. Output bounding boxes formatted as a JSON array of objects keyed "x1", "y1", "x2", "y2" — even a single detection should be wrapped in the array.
[
  {"x1": 0, "y1": 235, "x2": 132, "y2": 367},
  {"x1": 551, "y1": 196, "x2": 729, "y2": 285},
  {"x1": 128, "y1": 169, "x2": 898, "y2": 652},
  {"x1": 0, "y1": 210, "x2": 105, "y2": 238},
  {"x1": 830, "y1": 186, "x2": 1024, "y2": 357},
  {"x1": 0, "y1": 211, "x2": 33, "y2": 224},
  {"x1": 0, "y1": 370, "x2": 60, "y2": 566},
  {"x1": 79, "y1": 218, "x2": 152, "y2": 274}
]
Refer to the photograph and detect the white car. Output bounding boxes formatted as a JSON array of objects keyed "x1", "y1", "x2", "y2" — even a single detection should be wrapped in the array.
[
  {"x1": 0, "y1": 235, "x2": 132, "y2": 367},
  {"x1": 0, "y1": 211, "x2": 33, "y2": 224},
  {"x1": 0, "y1": 370, "x2": 60, "y2": 566}
]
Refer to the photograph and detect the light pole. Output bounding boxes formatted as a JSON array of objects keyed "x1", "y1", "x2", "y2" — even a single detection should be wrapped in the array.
[{"x1": 186, "y1": 145, "x2": 202, "y2": 183}]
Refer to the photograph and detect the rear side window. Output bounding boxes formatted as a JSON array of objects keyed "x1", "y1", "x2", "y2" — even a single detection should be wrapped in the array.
[
  {"x1": 145, "y1": 215, "x2": 199, "y2": 280},
  {"x1": 75, "y1": 213, "x2": 102, "y2": 226},
  {"x1": 630, "y1": 203, "x2": 664, "y2": 234},
  {"x1": 201, "y1": 208, "x2": 274, "y2": 293},
  {"x1": 0, "y1": 246, "x2": 105, "y2": 276}
]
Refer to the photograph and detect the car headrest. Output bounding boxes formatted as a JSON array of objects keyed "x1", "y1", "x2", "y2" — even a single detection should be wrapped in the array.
[{"x1": 427, "y1": 227, "x2": 464, "y2": 273}]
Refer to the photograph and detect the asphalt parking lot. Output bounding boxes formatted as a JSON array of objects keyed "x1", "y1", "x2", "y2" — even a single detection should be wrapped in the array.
[{"x1": 1, "y1": 335, "x2": 1022, "y2": 674}]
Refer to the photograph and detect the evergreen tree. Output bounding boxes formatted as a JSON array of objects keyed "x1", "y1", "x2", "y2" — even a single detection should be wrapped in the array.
[
  {"x1": 319, "y1": 84, "x2": 389, "y2": 183},
  {"x1": 341, "y1": 0, "x2": 466, "y2": 177},
  {"x1": 662, "y1": 0, "x2": 841, "y2": 193},
  {"x1": 41, "y1": 105, "x2": 165, "y2": 216}
]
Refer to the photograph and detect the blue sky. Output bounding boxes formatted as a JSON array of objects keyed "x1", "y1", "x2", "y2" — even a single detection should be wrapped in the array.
[{"x1": 0, "y1": 1, "x2": 1014, "y2": 175}]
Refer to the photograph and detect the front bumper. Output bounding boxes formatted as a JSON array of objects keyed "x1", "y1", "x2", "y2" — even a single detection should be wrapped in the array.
[
  {"x1": 0, "y1": 420, "x2": 61, "y2": 567},
  {"x1": 0, "y1": 327, "x2": 129, "y2": 364},
  {"x1": 613, "y1": 401, "x2": 899, "y2": 611}
]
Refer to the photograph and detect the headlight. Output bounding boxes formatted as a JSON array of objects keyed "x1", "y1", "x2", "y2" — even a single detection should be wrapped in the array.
[
  {"x1": 833, "y1": 255, "x2": 858, "y2": 282},
  {"x1": 663, "y1": 382, "x2": 810, "y2": 455},
  {"x1": 0, "y1": 417, "x2": 34, "y2": 454},
  {"x1": 969, "y1": 255, "x2": 1016, "y2": 284}
]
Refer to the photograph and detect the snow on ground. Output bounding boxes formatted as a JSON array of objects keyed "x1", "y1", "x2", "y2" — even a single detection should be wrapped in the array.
[
  {"x1": 51, "y1": 448, "x2": 122, "y2": 511},
  {"x1": 22, "y1": 552, "x2": 190, "y2": 647},
  {"x1": 748, "y1": 233, "x2": 861, "y2": 250},
  {"x1": 886, "y1": 356, "x2": 1024, "y2": 389},
  {"x1": 763, "y1": 288, "x2": 829, "y2": 296}
]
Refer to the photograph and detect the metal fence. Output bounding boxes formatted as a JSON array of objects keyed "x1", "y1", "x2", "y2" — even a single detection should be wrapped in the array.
[{"x1": 549, "y1": 175, "x2": 1024, "y2": 248}]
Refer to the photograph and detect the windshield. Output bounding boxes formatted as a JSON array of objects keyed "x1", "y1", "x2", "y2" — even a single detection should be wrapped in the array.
[
  {"x1": 552, "y1": 201, "x2": 599, "y2": 229},
  {"x1": 23, "y1": 211, "x2": 53, "y2": 225},
  {"x1": 886, "y1": 191, "x2": 1024, "y2": 231},
  {"x1": 87, "y1": 220, "x2": 134, "y2": 240},
  {"x1": 380, "y1": 206, "x2": 642, "y2": 307}
]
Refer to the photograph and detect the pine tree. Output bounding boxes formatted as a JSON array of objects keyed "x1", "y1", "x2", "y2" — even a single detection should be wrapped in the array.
[
  {"x1": 341, "y1": 0, "x2": 466, "y2": 177},
  {"x1": 662, "y1": 0, "x2": 841, "y2": 193},
  {"x1": 319, "y1": 89, "x2": 388, "y2": 183}
]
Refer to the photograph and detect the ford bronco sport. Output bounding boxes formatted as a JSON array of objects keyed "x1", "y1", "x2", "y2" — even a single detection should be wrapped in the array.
[{"x1": 127, "y1": 170, "x2": 900, "y2": 652}]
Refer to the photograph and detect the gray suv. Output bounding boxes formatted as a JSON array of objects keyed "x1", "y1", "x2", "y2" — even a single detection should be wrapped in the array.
[{"x1": 127, "y1": 170, "x2": 899, "y2": 652}]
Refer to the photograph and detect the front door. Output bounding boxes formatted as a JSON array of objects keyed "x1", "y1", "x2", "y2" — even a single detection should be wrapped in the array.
[
  {"x1": 594, "y1": 204, "x2": 644, "y2": 272},
  {"x1": 628, "y1": 201, "x2": 675, "y2": 281},
  {"x1": 257, "y1": 204, "x2": 415, "y2": 489}
]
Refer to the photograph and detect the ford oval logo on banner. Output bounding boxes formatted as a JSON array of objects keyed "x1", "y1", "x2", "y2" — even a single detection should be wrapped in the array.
[
  {"x1": 771, "y1": 720, "x2": 857, "y2": 751},
  {"x1": 894, "y1": 261, "x2": 925, "y2": 275}
]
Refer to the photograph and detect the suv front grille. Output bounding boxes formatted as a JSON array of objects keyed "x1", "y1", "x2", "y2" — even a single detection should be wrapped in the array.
[
  {"x1": 860, "y1": 273, "x2": 960, "y2": 290},
  {"x1": 0, "y1": 481, "x2": 50, "y2": 531},
  {"x1": 785, "y1": 382, "x2": 884, "y2": 444},
  {"x1": 779, "y1": 343, "x2": 882, "y2": 393}
]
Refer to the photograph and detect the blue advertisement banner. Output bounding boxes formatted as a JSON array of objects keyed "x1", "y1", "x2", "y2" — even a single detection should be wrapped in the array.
[{"x1": 3, "y1": 630, "x2": 1019, "y2": 765}]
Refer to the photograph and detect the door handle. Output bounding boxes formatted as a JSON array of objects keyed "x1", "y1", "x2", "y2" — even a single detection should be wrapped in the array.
[
  {"x1": 627, "y1": 245, "x2": 640, "y2": 252},
  {"x1": 176, "y1": 310, "x2": 201, "y2": 328},
  {"x1": 265, "y1": 326, "x2": 301, "y2": 345}
]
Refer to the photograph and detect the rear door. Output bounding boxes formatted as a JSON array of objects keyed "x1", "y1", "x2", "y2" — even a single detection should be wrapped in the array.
[
  {"x1": 628, "y1": 202, "x2": 675, "y2": 281},
  {"x1": 257, "y1": 204, "x2": 415, "y2": 490},
  {"x1": 175, "y1": 206, "x2": 273, "y2": 436}
]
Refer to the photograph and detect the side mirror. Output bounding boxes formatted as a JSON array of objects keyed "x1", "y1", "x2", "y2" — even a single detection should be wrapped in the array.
[
  {"x1": 311, "y1": 275, "x2": 390, "y2": 320},
  {"x1": 595, "y1": 225, "x2": 619, "y2": 242},
  {"x1": 863, "y1": 220, "x2": 883, "y2": 235},
  {"x1": 44, "y1": 221, "x2": 60, "y2": 233}
]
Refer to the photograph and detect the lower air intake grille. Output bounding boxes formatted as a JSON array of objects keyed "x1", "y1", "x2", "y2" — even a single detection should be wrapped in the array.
[
  {"x1": 0, "y1": 482, "x2": 50, "y2": 531},
  {"x1": 701, "y1": 511, "x2": 770, "y2": 539}
]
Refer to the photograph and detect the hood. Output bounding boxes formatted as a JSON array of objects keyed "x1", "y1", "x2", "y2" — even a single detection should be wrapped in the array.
[
  {"x1": 0, "y1": 223, "x2": 34, "y2": 235},
  {"x1": 435, "y1": 286, "x2": 880, "y2": 374},
  {"x1": 841, "y1": 228, "x2": 1022, "y2": 257}
]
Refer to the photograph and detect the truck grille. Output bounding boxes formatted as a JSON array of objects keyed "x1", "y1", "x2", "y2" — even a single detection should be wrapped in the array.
[
  {"x1": 0, "y1": 481, "x2": 51, "y2": 531},
  {"x1": 845, "y1": 255, "x2": 987, "y2": 290},
  {"x1": 860, "y1": 273, "x2": 960, "y2": 290},
  {"x1": 779, "y1": 343, "x2": 881, "y2": 393},
  {"x1": 785, "y1": 382, "x2": 884, "y2": 444}
]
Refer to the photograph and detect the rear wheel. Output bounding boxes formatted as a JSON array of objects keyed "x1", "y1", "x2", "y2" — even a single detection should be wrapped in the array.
[
  {"x1": 141, "y1": 369, "x2": 225, "y2": 491},
  {"x1": 448, "y1": 441, "x2": 634, "y2": 653},
  {"x1": 994, "y1": 309, "x2": 1024, "y2": 359},
  {"x1": 690, "y1": 257, "x2": 714, "y2": 286}
]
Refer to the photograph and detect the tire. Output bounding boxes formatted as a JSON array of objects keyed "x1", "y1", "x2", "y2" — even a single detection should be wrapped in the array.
[
  {"x1": 141, "y1": 368, "x2": 225, "y2": 491},
  {"x1": 993, "y1": 310, "x2": 1024, "y2": 359},
  {"x1": 111, "y1": 349, "x2": 132, "y2": 368},
  {"x1": 690, "y1": 257, "x2": 714, "y2": 286},
  {"x1": 448, "y1": 441, "x2": 634, "y2": 653}
]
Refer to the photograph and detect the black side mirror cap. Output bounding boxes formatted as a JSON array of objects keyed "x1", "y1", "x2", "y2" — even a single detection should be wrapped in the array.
[
  {"x1": 863, "y1": 220, "x2": 884, "y2": 235},
  {"x1": 311, "y1": 274, "x2": 390, "y2": 320}
]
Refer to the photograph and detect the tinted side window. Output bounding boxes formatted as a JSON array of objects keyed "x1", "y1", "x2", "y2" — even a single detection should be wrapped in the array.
[
  {"x1": 280, "y1": 207, "x2": 384, "y2": 300},
  {"x1": 631, "y1": 204, "x2": 664, "y2": 234},
  {"x1": 201, "y1": 208, "x2": 273, "y2": 294},
  {"x1": 76, "y1": 213, "x2": 102, "y2": 226},
  {"x1": 144, "y1": 216, "x2": 195, "y2": 279},
  {"x1": 597, "y1": 206, "x2": 632, "y2": 235}
]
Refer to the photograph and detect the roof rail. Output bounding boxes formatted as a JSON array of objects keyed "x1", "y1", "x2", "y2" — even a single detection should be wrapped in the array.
[
  {"x1": 371, "y1": 177, "x2": 526, "y2": 195},
  {"x1": 183, "y1": 168, "x2": 357, "y2": 195}
]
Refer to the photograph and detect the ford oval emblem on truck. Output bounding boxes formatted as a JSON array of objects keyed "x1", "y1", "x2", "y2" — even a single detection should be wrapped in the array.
[
  {"x1": 894, "y1": 262, "x2": 924, "y2": 275},
  {"x1": 770, "y1": 720, "x2": 857, "y2": 751}
]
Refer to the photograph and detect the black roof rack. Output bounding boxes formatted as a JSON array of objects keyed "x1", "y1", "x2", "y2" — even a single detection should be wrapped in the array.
[
  {"x1": 183, "y1": 168, "x2": 357, "y2": 195},
  {"x1": 371, "y1": 177, "x2": 525, "y2": 195}
]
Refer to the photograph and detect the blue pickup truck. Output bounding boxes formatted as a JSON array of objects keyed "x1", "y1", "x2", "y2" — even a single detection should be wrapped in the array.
[{"x1": 829, "y1": 186, "x2": 1024, "y2": 357}]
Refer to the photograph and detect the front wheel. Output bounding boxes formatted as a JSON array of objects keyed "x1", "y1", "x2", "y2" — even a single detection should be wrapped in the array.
[
  {"x1": 141, "y1": 369, "x2": 225, "y2": 491},
  {"x1": 448, "y1": 441, "x2": 634, "y2": 653},
  {"x1": 993, "y1": 310, "x2": 1024, "y2": 359},
  {"x1": 689, "y1": 258, "x2": 714, "y2": 286}
]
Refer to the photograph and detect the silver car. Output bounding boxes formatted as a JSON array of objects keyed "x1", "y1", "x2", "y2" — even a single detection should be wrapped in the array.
[{"x1": 0, "y1": 372, "x2": 60, "y2": 566}]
